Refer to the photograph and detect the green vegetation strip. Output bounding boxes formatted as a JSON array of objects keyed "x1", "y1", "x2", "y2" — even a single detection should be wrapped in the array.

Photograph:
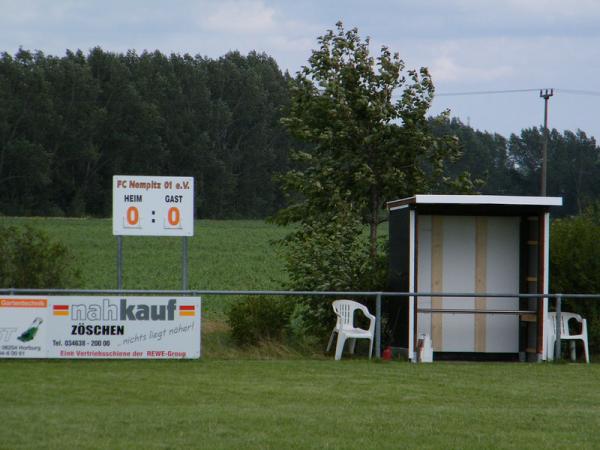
[{"x1": 2, "y1": 360, "x2": 599, "y2": 449}]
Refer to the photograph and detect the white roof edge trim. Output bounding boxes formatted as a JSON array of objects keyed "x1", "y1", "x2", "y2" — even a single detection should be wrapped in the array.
[
  {"x1": 393, "y1": 195, "x2": 563, "y2": 207},
  {"x1": 389, "y1": 204, "x2": 409, "y2": 211}
]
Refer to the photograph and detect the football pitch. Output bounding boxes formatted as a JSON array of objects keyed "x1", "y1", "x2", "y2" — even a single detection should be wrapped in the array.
[
  {"x1": 2, "y1": 219, "x2": 599, "y2": 448},
  {"x1": 2, "y1": 359, "x2": 599, "y2": 449}
]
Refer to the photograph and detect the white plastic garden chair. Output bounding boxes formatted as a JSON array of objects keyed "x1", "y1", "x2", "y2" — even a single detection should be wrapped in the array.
[
  {"x1": 547, "y1": 312, "x2": 590, "y2": 363},
  {"x1": 326, "y1": 300, "x2": 375, "y2": 360}
]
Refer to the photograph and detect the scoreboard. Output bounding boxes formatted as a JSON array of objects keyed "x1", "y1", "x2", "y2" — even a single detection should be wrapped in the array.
[{"x1": 112, "y1": 175, "x2": 194, "y2": 236}]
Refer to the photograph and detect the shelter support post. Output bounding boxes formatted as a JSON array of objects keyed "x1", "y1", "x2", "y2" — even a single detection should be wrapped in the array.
[{"x1": 408, "y1": 295, "x2": 415, "y2": 362}]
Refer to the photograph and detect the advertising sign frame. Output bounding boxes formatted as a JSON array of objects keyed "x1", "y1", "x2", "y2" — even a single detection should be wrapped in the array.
[{"x1": 0, "y1": 296, "x2": 201, "y2": 359}]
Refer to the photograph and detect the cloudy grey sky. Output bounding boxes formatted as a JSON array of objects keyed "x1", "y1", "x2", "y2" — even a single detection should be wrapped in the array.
[{"x1": 2, "y1": 0, "x2": 600, "y2": 139}]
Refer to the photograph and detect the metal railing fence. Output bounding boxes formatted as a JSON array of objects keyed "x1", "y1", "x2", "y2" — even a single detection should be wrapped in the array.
[{"x1": 2, "y1": 288, "x2": 599, "y2": 361}]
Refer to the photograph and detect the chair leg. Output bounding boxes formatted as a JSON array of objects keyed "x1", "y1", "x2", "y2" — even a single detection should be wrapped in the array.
[
  {"x1": 349, "y1": 338, "x2": 357, "y2": 355},
  {"x1": 583, "y1": 339, "x2": 590, "y2": 364},
  {"x1": 570, "y1": 341, "x2": 576, "y2": 362},
  {"x1": 326, "y1": 330, "x2": 336, "y2": 352},
  {"x1": 368, "y1": 338, "x2": 373, "y2": 360},
  {"x1": 582, "y1": 320, "x2": 590, "y2": 363},
  {"x1": 335, "y1": 334, "x2": 346, "y2": 360},
  {"x1": 546, "y1": 332, "x2": 555, "y2": 361}
]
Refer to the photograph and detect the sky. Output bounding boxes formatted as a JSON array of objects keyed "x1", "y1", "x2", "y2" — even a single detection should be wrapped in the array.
[{"x1": 2, "y1": 0, "x2": 600, "y2": 140}]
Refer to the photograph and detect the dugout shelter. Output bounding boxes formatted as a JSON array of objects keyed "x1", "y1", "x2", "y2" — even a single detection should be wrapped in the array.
[{"x1": 386, "y1": 195, "x2": 562, "y2": 362}]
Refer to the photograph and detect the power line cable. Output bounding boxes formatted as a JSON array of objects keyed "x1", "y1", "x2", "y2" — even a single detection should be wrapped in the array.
[
  {"x1": 435, "y1": 88, "x2": 541, "y2": 97},
  {"x1": 431, "y1": 88, "x2": 600, "y2": 97},
  {"x1": 556, "y1": 89, "x2": 600, "y2": 96}
]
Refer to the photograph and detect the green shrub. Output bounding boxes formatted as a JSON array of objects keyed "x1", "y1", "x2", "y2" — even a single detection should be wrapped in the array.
[
  {"x1": 0, "y1": 225, "x2": 80, "y2": 288},
  {"x1": 278, "y1": 209, "x2": 387, "y2": 338},
  {"x1": 551, "y1": 208, "x2": 600, "y2": 352},
  {"x1": 227, "y1": 296, "x2": 295, "y2": 346}
]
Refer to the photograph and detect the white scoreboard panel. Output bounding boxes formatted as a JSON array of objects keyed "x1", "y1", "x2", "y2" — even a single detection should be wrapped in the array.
[{"x1": 112, "y1": 175, "x2": 194, "y2": 236}]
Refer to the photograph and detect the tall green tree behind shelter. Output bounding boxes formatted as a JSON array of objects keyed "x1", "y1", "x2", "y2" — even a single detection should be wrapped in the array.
[{"x1": 277, "y1": 22, "x2": 465, "y2": 259}]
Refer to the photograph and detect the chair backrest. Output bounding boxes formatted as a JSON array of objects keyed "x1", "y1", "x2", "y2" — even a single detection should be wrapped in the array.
[
  {"x1": 332, "y1": 300, "x2": 363, "y2": 329},
  {"x1": 548, "y1": 312, "x2": 583, "y2": 337}
]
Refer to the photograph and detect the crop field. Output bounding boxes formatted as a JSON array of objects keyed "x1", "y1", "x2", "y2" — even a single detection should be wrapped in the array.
[{"x1": 0, "y1": 217, "x2": 290, "y2": 317}]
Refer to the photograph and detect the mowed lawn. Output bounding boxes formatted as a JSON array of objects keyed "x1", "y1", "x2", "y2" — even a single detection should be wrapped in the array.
[
  {"x1": 2, "y1": 217, "x2": 599, "y2": 449},
  {"x1": 1, "y1": 359, "x2": 599, "y2": 449}
]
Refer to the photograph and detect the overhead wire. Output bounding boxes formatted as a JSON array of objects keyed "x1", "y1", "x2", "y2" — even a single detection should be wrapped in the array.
[
  {"x1": 434, "y1": 88, "x2": 600, "y2": 97},
  {"x1": 555, "y1": 89, "x2": 600, "y2": 96},
  {"x1": 389, "y1": 88, "x2": 600, "y2": 98},
  {"x1": 435, "y1": 88, "x2": 541, "y2": 97}
]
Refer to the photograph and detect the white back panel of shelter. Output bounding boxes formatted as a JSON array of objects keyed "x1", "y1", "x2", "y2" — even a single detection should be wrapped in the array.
[{"x1": 417, "y1": 215, "x2": 519, "y2": 353}]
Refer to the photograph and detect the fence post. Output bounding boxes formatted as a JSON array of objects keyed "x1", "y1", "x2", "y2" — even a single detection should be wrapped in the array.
[
  {"x1": 376, "y1": 293, "x2": 382, "y2": 359},
  {"x1": 554, "y1": 294, "x2": 562, "y2": 361}
]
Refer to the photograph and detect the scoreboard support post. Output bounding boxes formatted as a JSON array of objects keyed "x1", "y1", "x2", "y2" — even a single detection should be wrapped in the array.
[
  {"x1": 182, "y1": 236, "x2": 189, "y2": 291},
  {"x1": 117, "y1": 235, "x2": 123, "y2": 290}
]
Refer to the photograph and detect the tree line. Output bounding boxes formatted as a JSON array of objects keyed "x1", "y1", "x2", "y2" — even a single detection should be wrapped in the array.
[
  {"x1": 431, "y1": 117, "x2": 600, "y2": 217},
  {"x1": 1, "y1": 47, "x2": 599, "y2": 219},
  {"x1": 0, "y1": 48, "x2": 292, "y2": 218}
]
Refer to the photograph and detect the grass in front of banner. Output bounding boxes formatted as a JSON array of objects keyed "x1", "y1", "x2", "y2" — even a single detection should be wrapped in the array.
[
  {"x1": 1, "y1": 359, "x2": 598, "y2": 449},
  {"x1": 0, "y1": 217, "x2": 290, "y2": 317}
]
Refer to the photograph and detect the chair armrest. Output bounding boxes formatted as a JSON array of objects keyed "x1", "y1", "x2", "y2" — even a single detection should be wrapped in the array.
[{"x1": 356, "y1": 304, "x2": 376, "y2": 333}]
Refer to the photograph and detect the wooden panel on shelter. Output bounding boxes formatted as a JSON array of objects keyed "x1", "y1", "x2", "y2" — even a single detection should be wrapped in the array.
[
  {"x1": 431, "y1": 216, "x2": 444, "y2": 351},
  {"x1": 475, "y1": 217, "x2": 487, "y2": 352}
]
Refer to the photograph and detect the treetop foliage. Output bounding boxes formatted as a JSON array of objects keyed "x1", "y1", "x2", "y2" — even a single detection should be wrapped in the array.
[
  {"x1": 276, "y1": 22, "x2": 471, "y2": 259},
  {"x1": 431, "y1": 117, "x2": 600, "y2": 216},
  {"x1": 1, "y1": 42, "x2": 599, "y2": 221},
  {"x1": 269, "y1": 23, "x2": 477, "y2": 333},
  {"x1": 0, "y1": 47, "x2": 292, "y2": 218}
]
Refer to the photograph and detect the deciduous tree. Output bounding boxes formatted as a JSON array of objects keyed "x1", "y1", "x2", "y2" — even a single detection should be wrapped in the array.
[{"x1": 276, "y1": 22, "x2": 467, "y2": 262}]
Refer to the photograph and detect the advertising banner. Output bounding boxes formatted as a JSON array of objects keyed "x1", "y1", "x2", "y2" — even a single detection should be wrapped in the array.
[
  {"x1": 0, "y1": 298, "x2": 48, "y2": 358},
  {"x1": 0, "y1": 296, "x2": 201, "y2": 359}
]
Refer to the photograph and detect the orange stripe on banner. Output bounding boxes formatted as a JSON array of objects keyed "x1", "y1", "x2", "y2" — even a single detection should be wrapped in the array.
[
  {"x1": 0, "y1": 298, "x2": 48, "y2": 308},
  {"x1": 53, "y1": 311, "x2": 69, "y2": 316},
  {"x1": 179, "y1": 305, "x2": 195, "y2": 311},
  {"x1": 53, "y1": 305, "x2": 69, "y2": 310},
  {"x1": 179, "y1": 311, "x2": 196, "y2": 316}
]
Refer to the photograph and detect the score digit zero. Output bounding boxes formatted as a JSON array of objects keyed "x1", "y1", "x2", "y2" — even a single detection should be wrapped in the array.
[
  {"x1": 167, "y1": 207, "x2": 180, "y2": 226},
  {"x1": 127, "y1": 206, "x2": 140, "y2": 227}
]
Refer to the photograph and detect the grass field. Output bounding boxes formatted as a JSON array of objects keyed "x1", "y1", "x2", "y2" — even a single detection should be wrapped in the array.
[
  {"x1": 2, "y1": 217, "x2": 599, "y2": 448},
  {"x1": 2, "y1": 359, "x2": 600, "y2": 449}
]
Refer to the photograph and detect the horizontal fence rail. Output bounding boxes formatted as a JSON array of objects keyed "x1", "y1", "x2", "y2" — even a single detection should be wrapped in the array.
[
  {"x1": 416, "y1": 308, "x2": 536, "y2": 315},
  {"x1": 1, "y1": 289, "x2": 599, "y2": 360}
]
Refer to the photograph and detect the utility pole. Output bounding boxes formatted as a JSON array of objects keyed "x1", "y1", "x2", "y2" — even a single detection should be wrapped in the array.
[{"x1": 540, "y1": 89, "x2": 553, "y2": 196}]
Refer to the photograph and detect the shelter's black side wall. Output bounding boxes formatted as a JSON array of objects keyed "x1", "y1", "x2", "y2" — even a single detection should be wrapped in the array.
[
  {"x1": 389, "y1": 208, "x2": 410, "y2": 290},
  {"x1": 387, "y1": 208, "x2": 410, "y2": 347}
]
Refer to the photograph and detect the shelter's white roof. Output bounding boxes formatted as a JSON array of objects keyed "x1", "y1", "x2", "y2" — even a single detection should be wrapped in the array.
[{"x1": 388, "y1": 195, "x2": 563, "y2": 210}]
